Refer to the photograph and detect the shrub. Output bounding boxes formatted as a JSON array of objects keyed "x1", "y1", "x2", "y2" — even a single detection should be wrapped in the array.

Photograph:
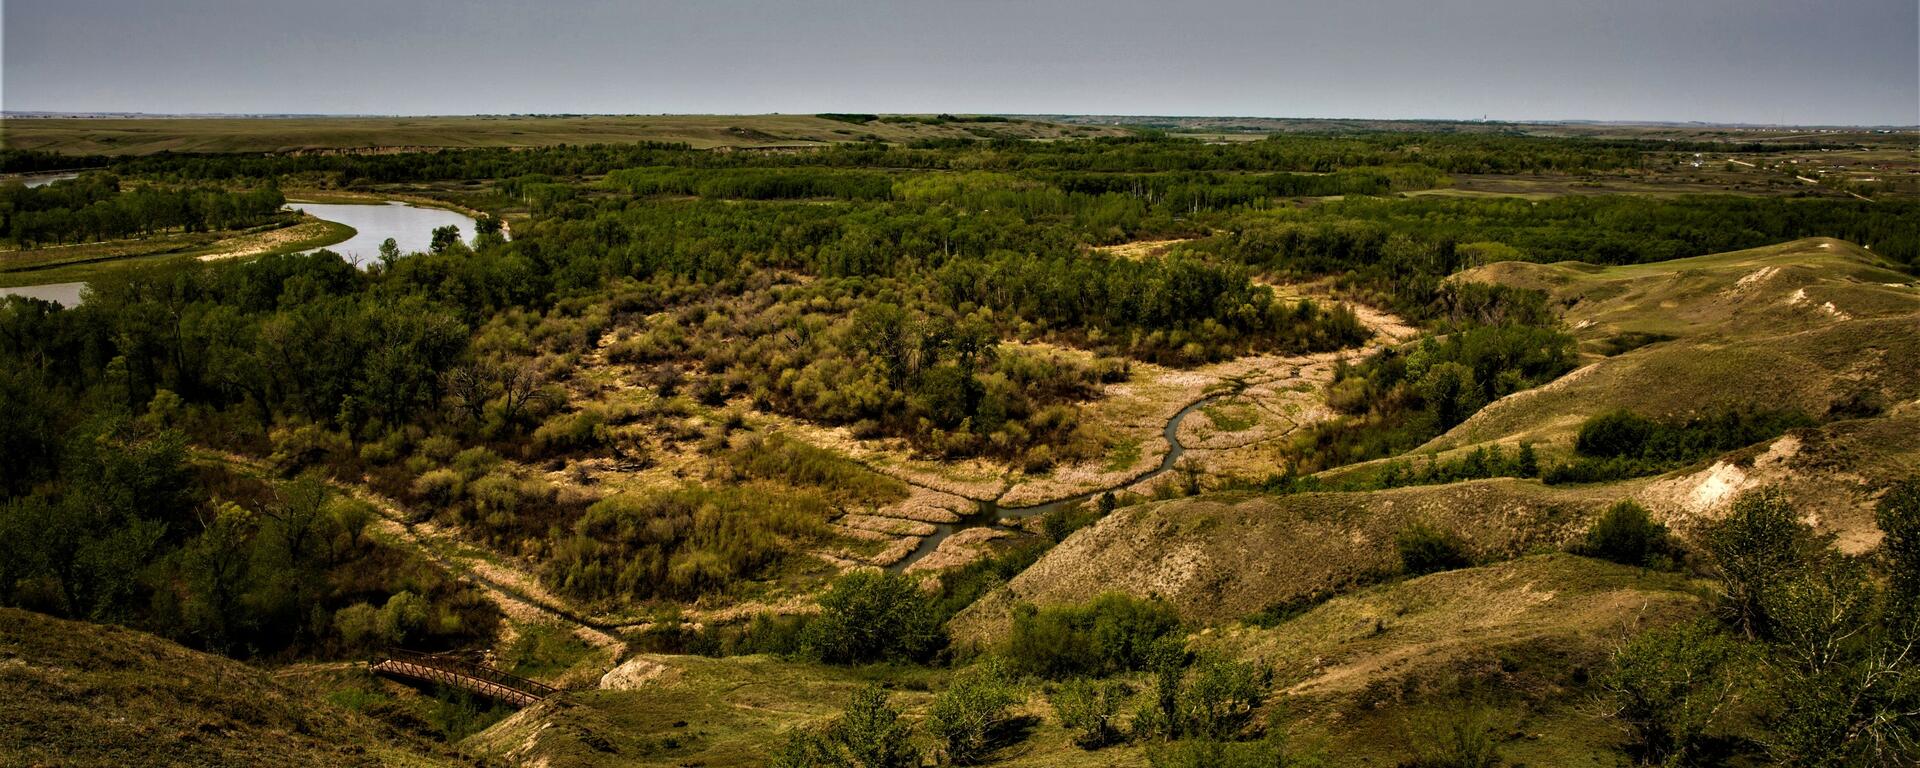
[
  {"x1": 1599, "y1": 619, "x2": 1743, "y2": 766},
  {"x1": 802, "y1": 570, "x2": 943, "y2": 664},
  {"x1": 1007, "y1": 592, "x2": 1181, "y2": 679},
  {"x1": 774, "y1": 683, "x2": 921, "y2": 768},
  {"x1": 1052, "y1": 677, "x2": 1130, "y2": 749},
  {"x1": 530, "y1": 409, "x2": 608, "y2": 456},
  {"x1": 376, "y1": 591, "x2": 430, "y2": 645},
  {"x1": 1575, "y1": 410, "x2": 1656, "y2": 458},
  {"x1": 1579, "y1": 501, "x2": 1672, "y2": 567},
  {"x1": 1876, "y1": 478, "x2": 1920, "y2": 602},
  {"x1": 1176, "y1": 654, "x2": 1270, "y2": 741},
  {"x1": 1135, "y1": 637, "x2": 1188, "y2": 741},
  {"x1": 411, "y1": 468, "x2": 463, "y2": 507},
  {"x1": 268, "y1": 422, "x2": 350, "y2": 472},
  {"x1": 1403, "y1": 709, "x2": 1501, "y2": 768},
  {"x1": 1705, "y1": 489, "x2": 1820, "y2": 636},
  {"x1": 547, "y1": 485, "x2": 830, "y2": 602},
  {"x1": 1396, "y1": 522, "x2": 1473, "y2": 575},
  {"x1": 926, "y1": 660, "x2": 1021, "y2": 765},
  {"x1": 333, "y1": 602, "x2": 380, "y2": 648}
]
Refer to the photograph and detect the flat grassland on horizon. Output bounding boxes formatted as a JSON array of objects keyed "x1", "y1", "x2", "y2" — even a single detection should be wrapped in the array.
[{"x1": 1, "y1": 114, "x2": 1121, "y2": 155}]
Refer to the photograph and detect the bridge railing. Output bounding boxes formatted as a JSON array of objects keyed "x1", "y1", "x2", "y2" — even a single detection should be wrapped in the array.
[{"x1": 373, "y1": 648, "x2": 558, "y2": 704}]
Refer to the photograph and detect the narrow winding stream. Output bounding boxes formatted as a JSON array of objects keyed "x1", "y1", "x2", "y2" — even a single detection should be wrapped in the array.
[{"x1": 887, "y1": 392, "x2": 1230, "y2": 572}]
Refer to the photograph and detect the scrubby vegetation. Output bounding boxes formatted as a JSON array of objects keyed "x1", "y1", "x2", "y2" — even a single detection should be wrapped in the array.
[
  {"x1": 1006, "y1": 593, "x2": 1182, "y2": 679},
  {"x1": 1289, "y1": 320, "x2": 1577, "y2": 472},
  {"x1": 4, "y1": 122, "x2": 1918, "y2": 766},
  {"x1": 1545, "y1": 407, "x2": 1815, "y2": 484},
  {"x1": 1598, "y1": 488, "x2": 1920, "y2": 767}
]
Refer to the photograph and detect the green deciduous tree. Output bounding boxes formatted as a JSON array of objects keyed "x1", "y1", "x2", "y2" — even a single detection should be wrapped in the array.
[
  {"x1": 1600, "y1": 619, "x2": 1744, "y2": 766},
  {"x1": 775, "y1": 684, "x2": 922, "y2": 768},
  {"x1": 802, "y1": 570, "x2": 943, "y2": 665},
  {"x1": 926, "y1": 659, "x2": 1021, "y2": 765},
  {"x1": 1052, "y1": 677, "x2": 1130, "y2": 749}
]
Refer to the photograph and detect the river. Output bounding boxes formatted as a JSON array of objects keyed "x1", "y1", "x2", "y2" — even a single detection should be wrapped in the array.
[
  {"x1": 888, "y1": 392, "x2": 1230, "y2": 572},
  {"x1": 15, "y1": 172, "x2": 81, "y2": 188},
  {"x1": 282, "y1": 200, "x2": 479, "y2": 267},
  {"x1": 0, "y1": 198, "x2": 479, "y2": 306}
]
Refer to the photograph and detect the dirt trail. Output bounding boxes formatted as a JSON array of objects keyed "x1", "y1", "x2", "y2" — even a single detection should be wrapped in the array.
[
  {"x1": 881, "y1": 295, "x2": 1419, "y2": 571},
  {"x1": 191, "y1": 448, "x2": 644, "y2": 648}
]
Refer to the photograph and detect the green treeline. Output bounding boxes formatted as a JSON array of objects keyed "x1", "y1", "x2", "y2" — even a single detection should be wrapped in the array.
[
  {"x1": 605, "y1": 166, "x2": 896, "y2": 201},
  {"x1": 1544, "y1": 407, "x2": 1816, "y2": 484},
  {"x1": 2, "y1": 173, "x2": 287, "y2": 247},
  {"x1": 1207, "y1": 195, "x2": 1920, "y2": 321},
  {"x1": 105, "y1": 130, "x2": 1650, "y2": 185},
  {"x1": 0, "y1": 414, "x2": 496, "y2": 659},
  {"x1": 1287, "y1": 319, "x2": 1578, "y2": 471},
  {"x1": 935, "y1": 251, "x2": 1368, "y2": 363}
]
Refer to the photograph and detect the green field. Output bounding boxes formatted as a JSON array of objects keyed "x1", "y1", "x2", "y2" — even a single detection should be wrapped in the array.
[
  {"x1": 1, "y1": 114, "x2": 1121, "y2": 155},
  {"x1": 0, "y1": 215, "x2": 354, "y2": 287}
]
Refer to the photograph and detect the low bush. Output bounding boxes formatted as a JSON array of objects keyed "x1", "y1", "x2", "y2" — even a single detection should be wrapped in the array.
[
  {"x1": 1402, "y1": 709, "x2": 1502, "y2": 768},
  {"x1": 801, "y1": 570, "x2": 944, "y2": 664},
  {"x1": 1578, "y1": 500, "x2": 1673, "y2": 567},
  {"x1": 1052, "y1": 677, "x2": 1131, "y2": 749},
  {"x1": 1006, "y1": 592, "x2": 1181, "y2": 679},
  {"x1": 774, "y1": 683, "x2": 921, "y2": 768},
  {"x1": 1395, "y1": 522, "x2": 1473, "y2": 575},
  {"x1": 926, "y1": 660, "x2": 1022, "y2": 765}
]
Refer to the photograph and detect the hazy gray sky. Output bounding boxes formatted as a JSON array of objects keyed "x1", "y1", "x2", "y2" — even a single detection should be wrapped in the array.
[{"x1": 4, "y1": 0, "x2": 1916, "y2": 124}]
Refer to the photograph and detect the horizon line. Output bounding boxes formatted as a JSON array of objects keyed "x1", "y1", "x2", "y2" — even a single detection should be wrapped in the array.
[{"x1": 3, "y1": 110, "x2": 1915, "y2": 131}]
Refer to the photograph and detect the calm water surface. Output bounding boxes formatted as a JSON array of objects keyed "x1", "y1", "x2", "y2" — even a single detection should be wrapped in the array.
[{"x1": 285, "y1": 200, "x2": 478, "y2": 266}]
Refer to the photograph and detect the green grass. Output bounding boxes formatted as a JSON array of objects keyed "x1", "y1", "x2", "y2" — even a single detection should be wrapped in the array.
[
  {"x1": 464, "y1": 654, "x2": 948, "y2": 766},
  {"x1": 950, "y1": 479, "x2": 1619, "y2": 640},
  {"x1": 501, "y1": 622, "x2": 595, "y2": 680},
  {"x1": 0, "y1": 216, "x2": 354, "y2": 287},
  {"x1": 1201, "y1": 554, "x2": 1709, "y2": 767},
  {"x1": 1430, "y1": 238, "x2": 1920, "y2": 451},
  {"x1": 1103, "y1": 437, "x2": 1144, "y2": 471},
  {"x1": 0, "y1": 607, "x2": 466, "y2": 767},
  {"x1": 2, "y1": 114, "x2": 1122, "y2": 155},
  {"x1": 1202, "y1": 401, "x2": 1259, "y2": 432}
]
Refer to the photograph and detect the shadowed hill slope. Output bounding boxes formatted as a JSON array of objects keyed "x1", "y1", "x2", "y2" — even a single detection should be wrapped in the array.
[{"x1": 0, "y1": 607, "x2": 470, "y2": 768}]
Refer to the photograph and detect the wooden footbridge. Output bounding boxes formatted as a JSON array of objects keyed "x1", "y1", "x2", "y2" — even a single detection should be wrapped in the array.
[{"x1": 370, "y1": 648, "x2": 557, "y2": 707}]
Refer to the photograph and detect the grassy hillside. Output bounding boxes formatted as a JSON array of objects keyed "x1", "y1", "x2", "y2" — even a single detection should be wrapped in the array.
[
  {"x1": 1438, "y1": 238, "x2": 1920, "y2": 450},
  {"x1": 1, "y1": 114, "x2": 1120, "y2": 155},
  {"x1": 464, "y1": 655, "x2": 940, "y2": 768},
  {"x1": 950, "y1": 479, "x2": 1615, "y2": 641},
  {"x1": 952, "y1": 237, "x2": 1918, "y2": 646},
  {"x1": 0, "y1": 607, "x2": 467, "y2": 767},
  {"x1": 1207, "y1": 554, "x2": 1709, "y2": 766},
  {"x1": 460, "y1": 555, "x2": 1705, "y2": 768}
]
